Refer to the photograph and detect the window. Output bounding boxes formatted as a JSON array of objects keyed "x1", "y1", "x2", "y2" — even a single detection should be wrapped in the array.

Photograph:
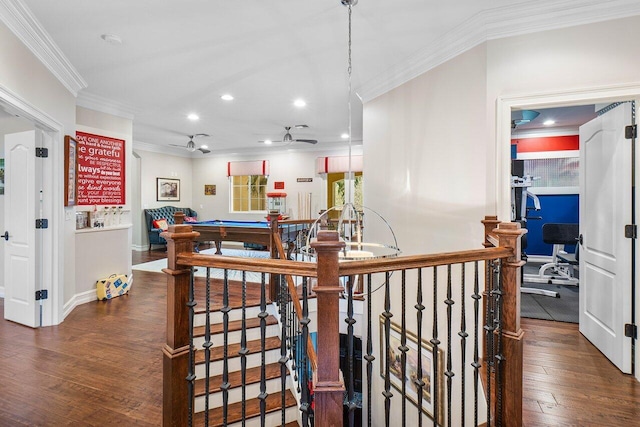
[{"x1": 231, "y1": 175, "x2": 268, "y2": 212}]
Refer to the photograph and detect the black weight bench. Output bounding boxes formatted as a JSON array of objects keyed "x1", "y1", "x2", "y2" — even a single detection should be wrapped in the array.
[{"x1": 522, "y1": 223, "x2": 579, "y2": 297}]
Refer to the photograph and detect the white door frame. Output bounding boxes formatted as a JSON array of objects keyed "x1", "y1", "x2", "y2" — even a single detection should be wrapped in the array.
[
  {"x1": 0, "y1": 84, "x2": 63, "y2": 326},
  {"x1": 497, "y1": 83, "x2": 640, "y2": 382}
]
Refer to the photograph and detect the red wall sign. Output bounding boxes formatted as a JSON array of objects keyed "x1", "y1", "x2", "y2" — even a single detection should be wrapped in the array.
[
  {"x1": 274, "y1": 181, "x2": 285, "y2": 190},
  {"x1": 75, "y1": 131, "x2": 126, "y2": 205}
]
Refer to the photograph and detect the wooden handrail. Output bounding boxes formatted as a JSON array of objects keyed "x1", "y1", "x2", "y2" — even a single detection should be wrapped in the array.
[
  {"x1": 161, "y1": 219, "x2": 524, "y2": 426},
  {"x1": 337, "y1": 247, "x2": 514, "y2": 276}
]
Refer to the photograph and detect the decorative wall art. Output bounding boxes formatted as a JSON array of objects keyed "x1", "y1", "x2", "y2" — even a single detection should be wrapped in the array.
[
  {"x1": 157, "y1": 178, "x2": 180, "y2": 201},
  {"x1": 380, "y1": 316, "x2": 444, "y2": 424},
  {"x1": 204, "y1": 184, "x2": 216, "y2": 195}
]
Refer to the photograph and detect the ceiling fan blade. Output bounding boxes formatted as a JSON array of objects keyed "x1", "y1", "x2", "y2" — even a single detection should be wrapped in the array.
[
  {"x1": 168, "y1": 144, "x2": 186, "y2": 148},
  {"x1": 197, "y1": 147, "x2": 211, "y2": 154},
  {"x1": 295, "y1": 139, "x2": 318, "y2": 144}
]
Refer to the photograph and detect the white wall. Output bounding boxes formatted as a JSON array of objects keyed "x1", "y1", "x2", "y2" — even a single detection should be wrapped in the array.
[
  {"x1": 191, "y1": 149, "x2": 353, "y2": 221},
  {"x1": 363, "y1": 14, "x2": 640, "y2": 423},
  {"x1": 364, "y1": 44, "x2": 489, "y2": 426},
  {"x1": 72, "y1": 107, "x2": 133, "y2": 301}
]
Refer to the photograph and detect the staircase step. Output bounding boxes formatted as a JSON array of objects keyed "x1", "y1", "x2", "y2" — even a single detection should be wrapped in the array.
[
  {"x1": 194, "y1": 303, "x2": 273, "y2": 326},
  {"x1": 193, "y1": 389, "x2": 298, "y2": 427},
  {"x1": 194, "y1": 363, "x2": 285, "y2": 397},
  {"x1": 193, "y1": 315, "x2": 278, "y2": 338},
  {"x1": 195, "y1": 336, "x2": 282, "y2": 364}
]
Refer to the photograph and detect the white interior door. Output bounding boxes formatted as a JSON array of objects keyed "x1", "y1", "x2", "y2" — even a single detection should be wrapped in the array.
[
  {"x1": 579, "y1": 102, "x2": 633, "y2": 373},
  {"x1": 3, "y1": 130, "x2": 38, "y2": 327}
]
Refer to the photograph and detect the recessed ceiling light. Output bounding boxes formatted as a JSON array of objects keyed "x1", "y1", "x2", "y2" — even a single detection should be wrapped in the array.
[
  {"x1": 543, "y1": 119, "x2": 556, "y2": 126},
  {"x1": 221, "y1": 94, "x2": 234, "y2": 101},
  {"x1": 264, "y1": 139, "x2": 272, "y2": 145},
  {"x1": 187, "y1": 113, "x2": 199, "y2": 121},
  {"x1": 341, "y1": 133, "x2": 349, "y2": 139},
  {"x1": 200, "y1": 145, "x2": 208, "y2": 149},
  {"x1": 293, "y1": 99, "x2": 306, "y2": 108},
  {"x1": 100, "y1": 34, "x2": 122, "y2": 45}
]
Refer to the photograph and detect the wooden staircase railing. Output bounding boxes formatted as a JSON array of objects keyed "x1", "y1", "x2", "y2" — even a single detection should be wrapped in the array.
[{"x1": 161, "y1": 216, "x2": 525, "y2": 426}]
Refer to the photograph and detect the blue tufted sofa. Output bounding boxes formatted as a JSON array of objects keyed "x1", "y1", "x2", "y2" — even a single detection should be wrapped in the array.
[{"x1": 144, "y1": 206, "x2": 197, "y2": 250}]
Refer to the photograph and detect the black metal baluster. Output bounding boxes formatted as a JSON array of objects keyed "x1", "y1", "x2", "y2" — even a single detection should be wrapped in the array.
[
  {"x1": 186, "y1": 267, "x2": 197, "y2": 427},
  {"x1": 400, "y1": 270, "x2": 408, "y2": 426},
  {"x1": 445, "y1": 264, "x2": 455, "y2": 427},
  {"x1": 258, "y1": 273, "x2": 268, "y2": 427},
  {"x1": 415, "y1": 268, "x2": 424, "y2": 427},
  {"x1": 459, "y1": 263, "x2": 468, "y2": 427},
  {"x1": 300, "y1": 276, "x2": 311, "y2": 427},
  {"x1": 204, "y1": 267, "x2": 213, "y2": 426},
  {"x1": 494, "y1": 260, "x2": 504, "y2": 427},
  {"x1": 279, "y1": 275, "x2": 288, "y2": 427},
  {"x1": 431, "y1": 266, "x2": 440, "y2": 427},
  {"x1": 240, "y1": 271, "x2": 248, "y2": 425},
  {"x1": 346, "y1": 275, "x2": 356, "y2": 427},
  {"x1": 382, "y1": 271, "x2": 393, "y2": 427},
  {"x1": 484, "y1": 261, "x2": 495, "y2": 425},
  {"x1": 221, "y1": 269, "x2": 230, "y2": 426},
  {"x1": 364, "y1": 273, "x2": 374, "y2": 427},
  {"x1": 471, "y1": 261, "x2": 481, "y2": 427}
]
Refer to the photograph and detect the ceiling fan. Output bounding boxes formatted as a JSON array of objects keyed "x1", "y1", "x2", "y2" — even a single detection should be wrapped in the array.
[
  {"x1": 169, "y1": 134, "x2": 211, "y2": 153},
  {"x1": 260, "y1": 126, "x2": 318, "y2": 145}
]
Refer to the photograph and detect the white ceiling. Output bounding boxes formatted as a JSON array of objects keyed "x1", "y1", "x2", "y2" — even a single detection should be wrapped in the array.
[{"x1": 15, "y1": 0, "x2": 640, "y2": 156}]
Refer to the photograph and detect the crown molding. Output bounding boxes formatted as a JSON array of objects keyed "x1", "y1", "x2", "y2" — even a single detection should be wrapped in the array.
[
  {"x1": 132, "y1": 140, "x2": 193, "y2": 158},
  {"x1": 77, "y1": 91, "x2": 138, "y2": 120},
  {"x1": 0, "y1": 0, "x2": 87, "y2": 96},
  {"x1": 358, "y1": 0, "x2": 640, "y2": 103}
]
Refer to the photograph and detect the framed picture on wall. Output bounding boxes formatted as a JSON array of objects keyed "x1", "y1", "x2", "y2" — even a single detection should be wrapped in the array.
[
  {"x1": 157, "y1": 177, "x2": 180, "y2": 201},
  {"x1": 64, "y1": 135, "x2": 77, "y2": 206},
  {"x1": 379, "y1": 315, "x2": 444, "y2": 424}
]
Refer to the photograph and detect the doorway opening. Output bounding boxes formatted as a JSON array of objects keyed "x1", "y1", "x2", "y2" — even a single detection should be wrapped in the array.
[
  {"x1": 0, "y1": 88, "x2": 61, "y2": 328},
  {"x1": 498, "y1": 86, "x2": 640, "y2": 381}
]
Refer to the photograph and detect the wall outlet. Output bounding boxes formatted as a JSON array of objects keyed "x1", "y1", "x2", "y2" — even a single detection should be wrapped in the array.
[{"x1": 65, "y1": 210, "x2": 72, "y2": 221}]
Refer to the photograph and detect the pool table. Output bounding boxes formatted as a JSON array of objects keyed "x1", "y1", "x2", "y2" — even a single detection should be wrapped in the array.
[{"x1": 188, "y1": 219, "x2": 308, "y2": 255}]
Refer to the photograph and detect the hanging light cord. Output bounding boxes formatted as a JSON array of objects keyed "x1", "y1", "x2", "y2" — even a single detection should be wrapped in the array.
[{"x1": 347, "y1": 3, "x2": 353, "y2": 206}]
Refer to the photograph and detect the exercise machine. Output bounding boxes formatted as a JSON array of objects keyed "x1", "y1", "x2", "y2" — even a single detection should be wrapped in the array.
[{"x1": 522, "y1": 223, "x2": 579, "y2": 298}]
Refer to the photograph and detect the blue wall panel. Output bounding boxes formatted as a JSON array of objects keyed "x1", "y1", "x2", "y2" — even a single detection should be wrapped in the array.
[{"x1": 524, "y1": 194, "x2": 579, "y2": 256}]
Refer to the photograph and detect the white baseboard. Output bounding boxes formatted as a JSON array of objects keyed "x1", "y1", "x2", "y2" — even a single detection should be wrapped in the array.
[
  {"x1": 132, "y1": 244, "x2": 147, "y2": 251},
  {"x1": 63, "y1": 289, "x2": 97, "y2": 320},
  {"x1": 62, "y1": 273, "x2": 134, "y2": 320},
  {"x1": 0, "y1": 286, "x2": 4, "y2": 298}
]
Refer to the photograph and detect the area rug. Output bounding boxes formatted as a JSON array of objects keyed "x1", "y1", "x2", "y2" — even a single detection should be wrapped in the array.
[
  {"x1": 133, "y1": 248, "x2": 271, "y2": 282},
  {"x1": 520, "y1": 262, "x2": 579, "y2": 323}
]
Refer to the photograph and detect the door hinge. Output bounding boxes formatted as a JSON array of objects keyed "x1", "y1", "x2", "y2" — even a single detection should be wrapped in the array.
[
  {"x1": 625, "y1": 125, "x2": 637, "y2": 139},
  {"x1": 35, "y1": 219, "x2": 48, "y2": 229},
  {"x1": 625, "y1": 224, "x2": 637, "y2": 239},
  {"x1": 625, "y1": 323, "x2": 637, "y2": 339},
  {"x1": 35, "y1": 147, "x2": 48, "y2": 158},
  {"x1": 35, "y1": 290, "x2": 48, "y2": 301}
]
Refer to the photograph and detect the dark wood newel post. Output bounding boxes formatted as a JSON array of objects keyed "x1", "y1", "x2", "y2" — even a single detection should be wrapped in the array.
[
  {"x1": 269, "y1": 211, "x2": 280, "y2": 299},
  {"x1": 493, "y1": 221, "x2": 526, "y2": 427},
  {"x1": 311, "y1": 230, "x2": 346, "y2": 426},
  {"x1": 161, "y1": 224, "x2": 199, "y2": 427}
]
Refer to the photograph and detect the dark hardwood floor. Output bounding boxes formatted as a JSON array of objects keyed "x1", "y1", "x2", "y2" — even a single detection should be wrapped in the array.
[{"x1": 0, "y1": 248, "x2": 637, "y2": 425}]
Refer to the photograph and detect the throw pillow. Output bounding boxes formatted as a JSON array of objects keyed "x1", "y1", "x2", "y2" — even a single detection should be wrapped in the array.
[
  {"x1": 184, "y1": 216, "x2": 197, "y2": 223},
  {"x1": 152, "y1": 218, "x2": 169, "y2": 231}
]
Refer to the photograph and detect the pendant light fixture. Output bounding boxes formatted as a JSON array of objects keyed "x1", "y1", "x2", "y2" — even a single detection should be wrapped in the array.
[{"x1": 302, "y1": 0, "x2": 400, "y2": 261}]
